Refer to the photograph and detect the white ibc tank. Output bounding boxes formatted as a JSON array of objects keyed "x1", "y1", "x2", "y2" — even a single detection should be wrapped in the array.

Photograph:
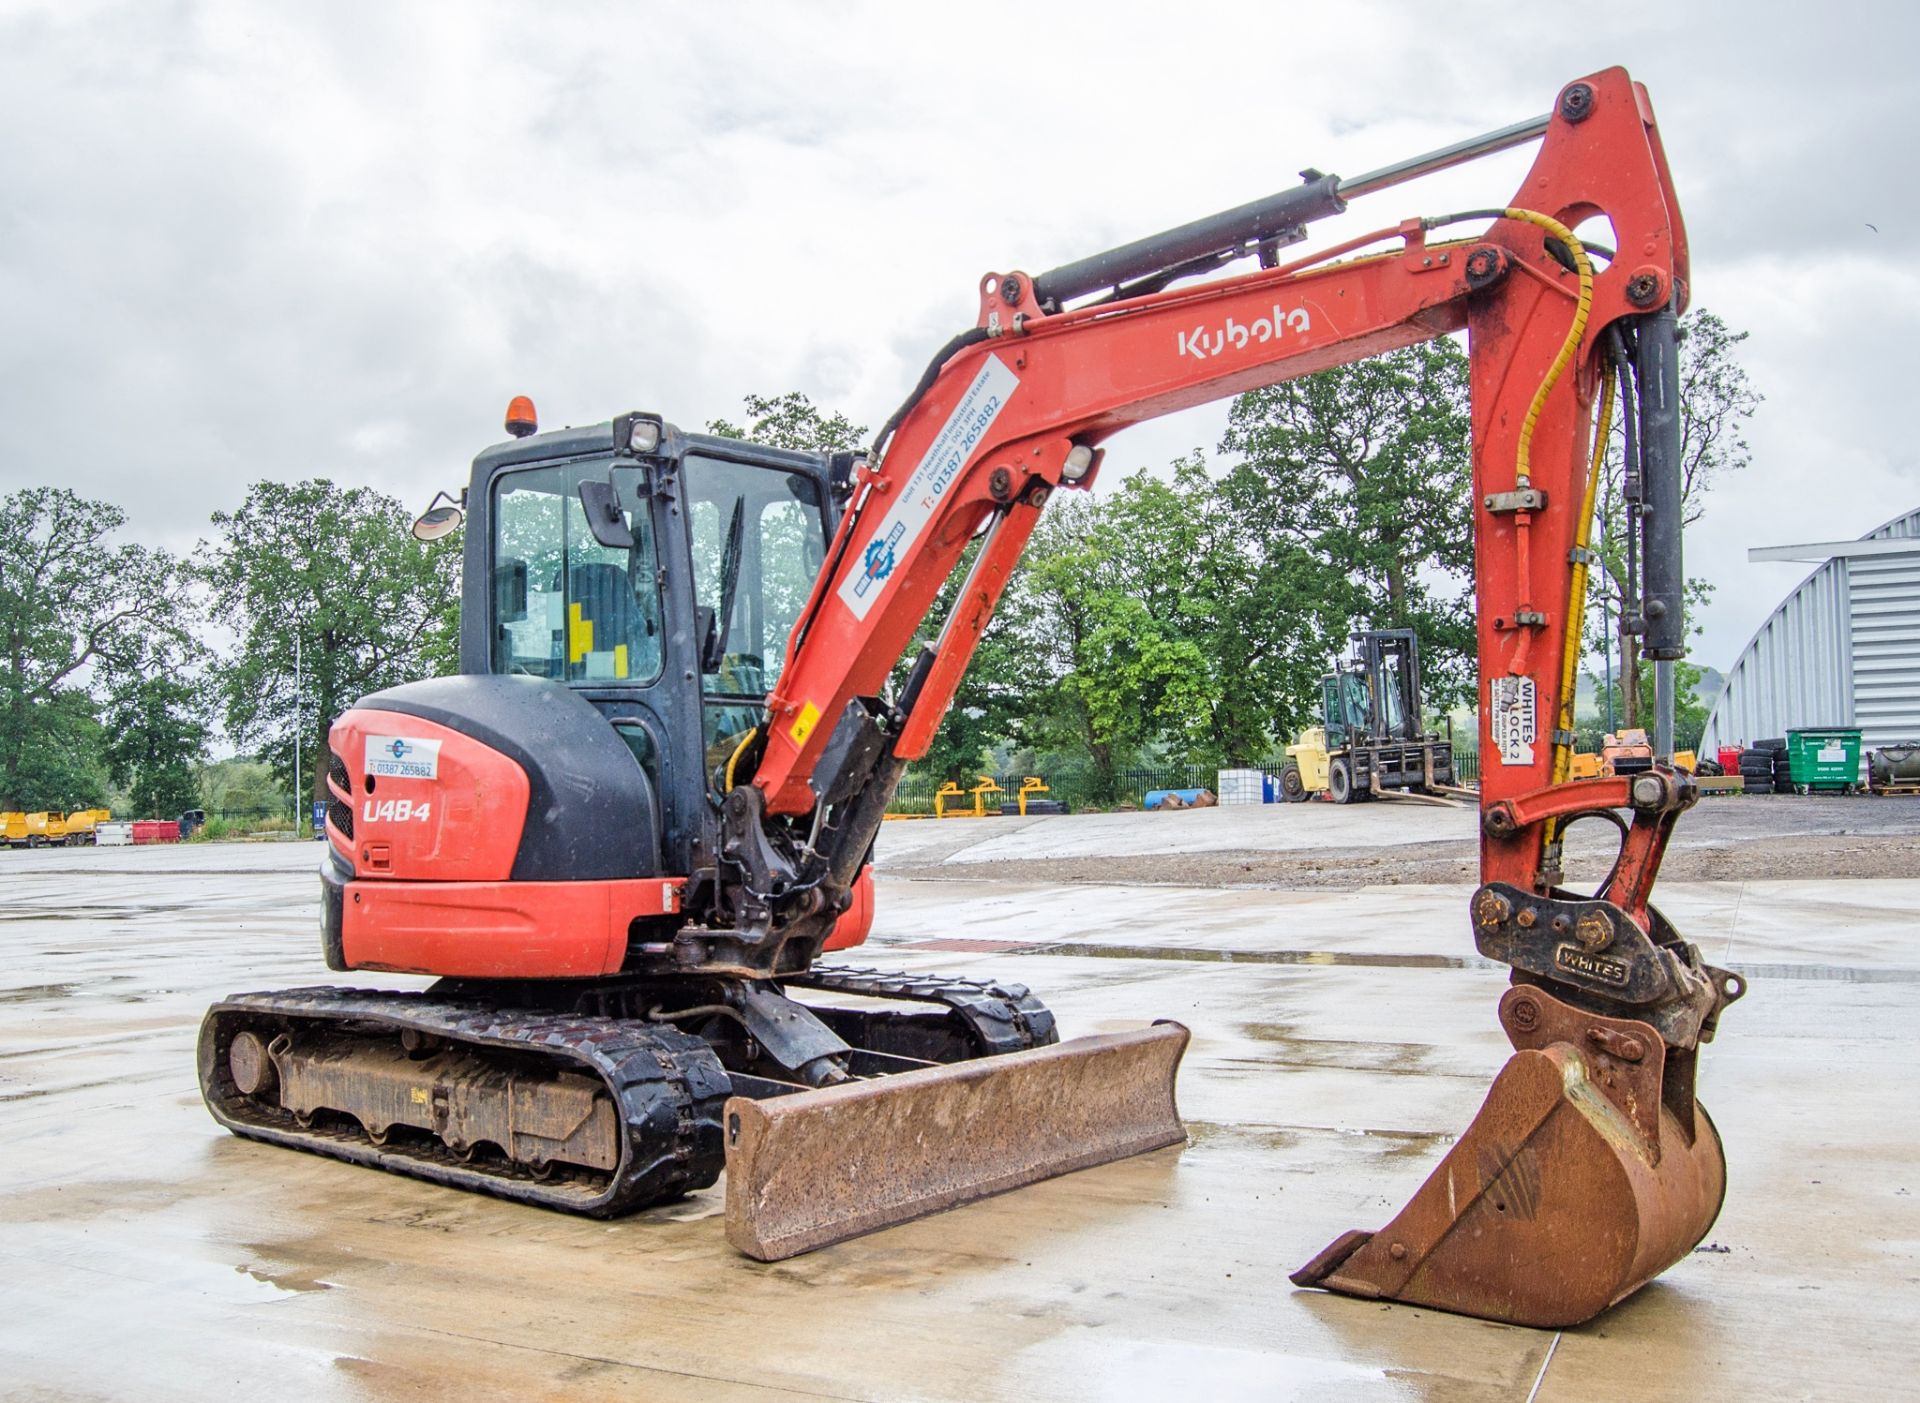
[{"x1": 1215, "y1": 768, "x2": 1265, "y2": 805}]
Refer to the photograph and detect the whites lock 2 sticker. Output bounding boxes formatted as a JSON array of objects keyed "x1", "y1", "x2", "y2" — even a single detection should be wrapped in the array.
[
  {"x1": 837, "y1": 353, "x2": 1020, "y2": 622},
  {"x1": 1490, "y1": 677, "x2": 1537, "y2": 766},
  {"x1": 365, "y1": 735, "x2": 442, "y2": 780}
]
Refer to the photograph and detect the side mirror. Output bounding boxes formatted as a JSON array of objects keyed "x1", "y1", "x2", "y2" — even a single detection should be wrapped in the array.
[
  {"x1": 577, "y1": 479, "x2": 634, "y2": 549},
  {"x1": 494, "y1": 560, "x2": 528, "y2": 622},
  {"x1": 411, "y1": 490, "x2": 466, "y2": 541}
]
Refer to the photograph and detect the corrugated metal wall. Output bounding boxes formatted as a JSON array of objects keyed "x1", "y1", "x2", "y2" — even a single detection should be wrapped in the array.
[
  {"x1": 1848, "y1": 511, "x2": 1920, "y2": 746},
  {"x1": 1702, "y1": 507, "x2": 1920, "y2": 753}
]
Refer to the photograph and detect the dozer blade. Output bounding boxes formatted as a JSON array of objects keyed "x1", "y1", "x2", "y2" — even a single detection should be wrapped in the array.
[
  {"x1": 1292, "y1": 995, "x2": 1726, "y2": 1328},
  {"x1": 725, "y1": 1022, "x2": 1189, "y2": 1260}
]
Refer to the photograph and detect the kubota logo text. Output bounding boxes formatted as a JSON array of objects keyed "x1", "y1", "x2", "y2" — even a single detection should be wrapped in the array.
[{"x1": 1178, "y1": 305, "x2": 1312, "y2": 361}]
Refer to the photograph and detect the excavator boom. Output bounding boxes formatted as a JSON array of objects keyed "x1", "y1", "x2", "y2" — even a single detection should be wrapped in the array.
[{"x1": 717, "y1": 67, "x2": 1738, "y2": 1320}]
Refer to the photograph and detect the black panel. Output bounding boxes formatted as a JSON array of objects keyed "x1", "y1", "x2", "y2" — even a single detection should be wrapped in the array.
[
  {"x1": 355, "y1": 674, "x2": 661, "y2": 882},
  {"x1": 320, "y1": 844, "x2": 350, "y2": 971}
]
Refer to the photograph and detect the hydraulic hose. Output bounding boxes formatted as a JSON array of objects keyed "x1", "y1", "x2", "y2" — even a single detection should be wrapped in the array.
[
  {"x1": 1500, "y1": 208, "x2": 1594, "y2": 488},
  {"x1": 1550, "y1": 366, "x2": 1616, "y2": 791}
]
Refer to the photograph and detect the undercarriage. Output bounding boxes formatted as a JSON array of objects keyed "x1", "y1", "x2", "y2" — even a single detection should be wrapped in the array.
[{"x1": 199, "y1": 966, "x2": 1185, "y2": 1235}]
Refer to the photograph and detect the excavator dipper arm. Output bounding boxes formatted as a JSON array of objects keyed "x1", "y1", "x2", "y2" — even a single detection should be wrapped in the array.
[{"x1": 724, "y1": 68, "x2": 1740, "y2": 1321}]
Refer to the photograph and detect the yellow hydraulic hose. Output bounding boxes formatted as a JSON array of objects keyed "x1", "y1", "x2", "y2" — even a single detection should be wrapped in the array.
[
  {"x1": 724, "y1": 725, "x2": 758, "y2": 792},
  {"x1": 1502, "y1": 208, "x2": 1594, "y2": 489},
  {"x1": 1549, "y1": 369, "x2": 1616, "y2": 792}
]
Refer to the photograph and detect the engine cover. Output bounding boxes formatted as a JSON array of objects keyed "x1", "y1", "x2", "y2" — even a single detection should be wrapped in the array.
[
  {"x1": 322, "y1": 675, "x2": 671, "y2": 979},
  {"x1": 329, "y1": 674, "x2": 661, "y2": 884}
]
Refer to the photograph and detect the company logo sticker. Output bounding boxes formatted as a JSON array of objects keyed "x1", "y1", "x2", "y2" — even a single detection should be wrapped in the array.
[
  {"x1": 365, "y1": 735, "x2": 441, "y2": 780},
  {"x1": 838, "y1": 353, "x2": 1020, "y2": 621}
]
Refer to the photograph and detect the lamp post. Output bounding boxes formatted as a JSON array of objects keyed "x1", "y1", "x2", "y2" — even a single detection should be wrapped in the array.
[
  {"x1": 1602, "y1": 594, "x2": 1615, "y2": 734},
  {"x1": 294, "y1": 629, "x2": 302, "y2": 833}
]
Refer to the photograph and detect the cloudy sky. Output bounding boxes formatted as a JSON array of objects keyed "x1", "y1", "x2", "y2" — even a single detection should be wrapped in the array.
[{"x1": 3, "y1": 0, "x2": 1913, "y2": 668}]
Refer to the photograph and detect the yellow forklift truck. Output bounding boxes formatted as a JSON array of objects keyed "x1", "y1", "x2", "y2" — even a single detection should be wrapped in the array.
[{"x1": 1280, "y1": 629, "x2": 1459, "y2": 804}]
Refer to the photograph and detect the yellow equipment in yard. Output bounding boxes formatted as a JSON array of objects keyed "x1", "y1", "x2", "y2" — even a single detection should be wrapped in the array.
[
  {"x1": 63, "y1": 809, "x2": 113, "y2": 844},
  {"x1": 1279, "y1": 631, "x2": 1462, "y2": 804},
  {"x1": 1280, "y1": 727, "x2": 1332, "y2": 800},
  {"x1": 934, "y1": 775, "x2": 1004, "y2": 818},
  {"x1": 1, "y1": 812, "x2": 26, "y2": 847}
]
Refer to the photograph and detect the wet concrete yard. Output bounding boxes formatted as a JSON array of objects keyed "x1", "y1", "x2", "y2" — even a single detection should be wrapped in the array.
[{"x1": 3, "y1": 817, "x2": 1917, "y2": 1400}]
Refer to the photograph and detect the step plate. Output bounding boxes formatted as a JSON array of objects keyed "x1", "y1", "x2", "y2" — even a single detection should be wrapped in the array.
[{"x1": 724, "y1": 1022, "x2": 1189, "y2": 1261}]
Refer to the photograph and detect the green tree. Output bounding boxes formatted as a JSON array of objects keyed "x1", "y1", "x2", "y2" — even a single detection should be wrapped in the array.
[
  {"x1": 200, "y1": 480, "x2": 461, "y2": 806},
  {"x1": 4, "y1": 692, "x2": 109, "y2": 812},
  {"x1": 103, "y1": 672, "x2": 210, "y2": 818},
  {"x1": 1012, "y1": 493, "x2": 1169, "y2": 801},
  {"x1": 1585, "y1": 309, "x2": 1760, "y2": 727},
  {"x1": 708, "y1": 391, "x2": 866, "y2": 454},
  {"x1": 1103, "y1": 456, "x2": 1348, "y2": 761},
  {"x1": 198, "y1": 758, "x2": 288, "y2": 818},
  {"x1": 0, "y1": 487, "x2": 193, "y2": 810},
  {"x1": 1220, "y1": 339, "x2": 1476, "y2": 707},
  {"x1": 896, "y1": 535, "x2": 1042, "y2": 784}
]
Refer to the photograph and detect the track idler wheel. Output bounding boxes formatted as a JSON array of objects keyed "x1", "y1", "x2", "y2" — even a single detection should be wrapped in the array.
[{"x1": 1293, "y1": 986, "x2": 1725, "y2": 1328}]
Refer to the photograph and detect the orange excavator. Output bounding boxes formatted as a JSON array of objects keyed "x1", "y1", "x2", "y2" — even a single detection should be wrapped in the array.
[{"x1": 200, "y1": 67, "x2": 1738, "y2": 1327}]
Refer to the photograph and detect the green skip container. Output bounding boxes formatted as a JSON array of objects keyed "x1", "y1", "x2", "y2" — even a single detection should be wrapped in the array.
[{"x1": 1785, "y1": 727, "x2": 1864, "y2": 793}]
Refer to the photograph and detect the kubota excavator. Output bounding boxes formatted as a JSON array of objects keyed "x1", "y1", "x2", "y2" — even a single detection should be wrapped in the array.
[{"x1": 200, "y1": 67, "x2": 1741, "y2": 1327}]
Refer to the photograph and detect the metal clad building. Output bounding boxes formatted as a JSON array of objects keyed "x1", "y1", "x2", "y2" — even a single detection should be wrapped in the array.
[{"x1": 1702, "y1": 507, "x2": 1920, "y2": 753}]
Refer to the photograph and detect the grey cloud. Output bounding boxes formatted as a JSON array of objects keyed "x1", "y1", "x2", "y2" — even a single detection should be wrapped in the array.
[{"x1": 0, "y1": 0, "x2": 1910, "y2": 672}]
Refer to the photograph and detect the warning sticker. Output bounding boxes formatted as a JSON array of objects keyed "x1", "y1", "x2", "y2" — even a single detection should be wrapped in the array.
[
  {"x1": 837, "y1": 354, "x2": 1020, "y2": 622},
  {"x1": 789, "y1": 700, "x2": 822, "y2": 747},
  {"x1": 1490, "y1": 677, "x2": 1537, "y2": 766}
]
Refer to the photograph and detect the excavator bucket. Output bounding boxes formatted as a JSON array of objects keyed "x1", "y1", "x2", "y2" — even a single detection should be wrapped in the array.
[
  {"x1": 1293, "y1": 989, "x2": 1725, "y2": 1328},
  {"x1": 725, "y1": 1022, "x2": 1189, "y2": 1260}
]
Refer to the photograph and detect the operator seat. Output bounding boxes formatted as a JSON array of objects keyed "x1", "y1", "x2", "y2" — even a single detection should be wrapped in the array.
[{"x1": 565, "y1": 562, "x2": 659, "y2": 681}]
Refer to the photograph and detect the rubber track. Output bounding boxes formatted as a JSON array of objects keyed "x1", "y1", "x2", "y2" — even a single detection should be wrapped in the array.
[
  {"x1": 198, "y1": 988, "x2": 729, "y2": 1216},
  {"x1": 791, "y1": 964, "x2": 1059, "y2": 1055}
]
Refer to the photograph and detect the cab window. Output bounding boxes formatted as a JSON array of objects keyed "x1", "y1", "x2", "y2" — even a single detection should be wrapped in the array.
[
  {"x1": 491, "y1": 460, "x2": 664, "y2": 684},
  {"x1": 681, "y1": 454, "x2": 828, "y2": 779}
]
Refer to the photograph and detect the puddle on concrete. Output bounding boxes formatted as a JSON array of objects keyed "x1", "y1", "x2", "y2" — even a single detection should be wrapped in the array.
[
  {"x1": 1234, "y1": 1024, "x2": 1444, "y2": 1076},
  {"x1": 1724, "y1": 961, "x2": 1920, "y2": 984},
  {"x1": 1187, "y1": 1120, "x2": 1452, "y2": 1161},
  {"x1": 1026, "y1": 941, "x2": 1494, "y2": 970},
  {"x1": 236, "y1": 1263, "x2": 333, "y2": 1294},
  {"x1": 0, "y1": 982, "x2": 83, "y2": 1002},
  {"x1": 1016, "y1": 1331, "x2": 1400, "y2": 1401},
  {"x1": 1021, "y1": 945, "x2": 1918, "y2": 982}
]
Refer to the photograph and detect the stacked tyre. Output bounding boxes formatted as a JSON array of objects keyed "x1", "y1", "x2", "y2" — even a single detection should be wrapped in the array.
[
  {"x1": 1767, "y1": 739, "x2": 1798, "y2": 795},
  {"x1": 1739, "y1": 739, "x2": 1785, "y2": 795}
]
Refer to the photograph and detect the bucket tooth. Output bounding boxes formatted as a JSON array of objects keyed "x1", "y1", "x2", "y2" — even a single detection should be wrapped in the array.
[
  {"x1": 725, "y1": 1022, "x2": 1189, "y2": 1261},
  {"x1": 1292, "y1": 1029, "x2": 1726, "y2": 1328}
]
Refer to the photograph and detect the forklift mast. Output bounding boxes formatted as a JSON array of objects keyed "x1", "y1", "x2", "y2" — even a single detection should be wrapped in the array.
[
  {"x1": 1355, "y1": 628, "x2": 1425, "y2": 743},
  {"x1": 1321, "y1": 629, "x2": 1425, "y2": 748}
]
